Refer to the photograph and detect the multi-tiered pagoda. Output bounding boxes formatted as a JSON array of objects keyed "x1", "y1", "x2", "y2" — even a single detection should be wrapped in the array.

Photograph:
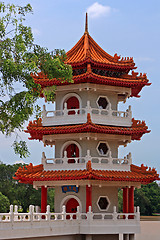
[{"x1": 14, "y1": 14, "x2": 159, "y2": 240}]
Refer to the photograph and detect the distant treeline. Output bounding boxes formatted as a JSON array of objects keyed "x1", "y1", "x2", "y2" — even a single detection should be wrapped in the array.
[
  {"x1": 0, "y1": 163, "x2": 54, "y2": 213},
  {"x1": 0, "y1": 163, "x2": 160, "y2": 215}
]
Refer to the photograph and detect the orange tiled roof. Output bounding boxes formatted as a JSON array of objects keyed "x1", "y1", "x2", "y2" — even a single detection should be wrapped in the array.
[
  {"x1": 25, "y1": 114, "x2": 150, "y2": 141},
  {"x1": 31, "y1": 17, "x2": 151, "y2": 97},
  {"x1": 14, "y1": 161, "x2": 159, "y2": 185},
  {"x1": 66, "y1": 32, "x2": 135, "y2": 70},
  {"x1": 32, "y1": 71, "x2": 150, "y2": 98}
]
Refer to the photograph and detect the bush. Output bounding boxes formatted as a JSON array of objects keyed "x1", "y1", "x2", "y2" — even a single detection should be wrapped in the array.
[{"x1": 0, "y1": 192, "x2": 10, "y2": 213}]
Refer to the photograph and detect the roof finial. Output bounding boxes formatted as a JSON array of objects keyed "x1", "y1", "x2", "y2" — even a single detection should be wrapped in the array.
[{"x1": 85, "y1": 12, "x2": 88, "y2": 33}]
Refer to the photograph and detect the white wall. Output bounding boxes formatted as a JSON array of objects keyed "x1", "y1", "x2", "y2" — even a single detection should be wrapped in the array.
[
  {"x1": 54, "y1": 186, "x2": 118, "y2": 214},
  {"x1": 55, "y1": 139, "x2": 118, "y2": 158},
  {"x1": 55, "y1": 90, "x2": 118, "y2": 111}
]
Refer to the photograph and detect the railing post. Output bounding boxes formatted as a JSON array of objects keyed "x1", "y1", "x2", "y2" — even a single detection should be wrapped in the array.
[
  {"x1": 77, "y1": 206, "x2": 80, "y2": 220},
  {"x1": 85, "y1": 149, "x2": 91, "y2": 162},
  {"x1": 35, "y1": 206, "x2": 40, "y2": 213},
  {"x1": 42, "y1": 105, "x2": 47, "y2": 119},
  {"x1": 62, "y1": 205, "x2": 66, "y2": 220},
  {"x1": 86, "y1": 101, "x2": 91, "y2": 114},
  {"x1": 108, "y1": 102, "x2": 112, "y2": 117},
  {"x1": 64, "y1": 151, "x2": 68, "y2": 164},
  {"x1": 9, "y1": 205, "x2": 14, "y2": 224},
  {"x1": 127, "y1": 152, "x2": 132, "y2": 165},
  {"x1": 123, "y1": 156, "x2": 127, "y2": 164},
  {"x1": 46, "y1": 205, "x2": 50, "y2": 221},
  {"x1": 29, "y1": 205, "x2": 34, "y2": 224},
  {"x1": 108, "y1": 150, "x2": 112, "y2": 164},
  {"x1": 14, "y1": 205, "x2": 18, "y2": 221},
  {"x1": 41, "y1": 152, "x2": 46, "y2": 165},
  {"x1": 136, "y1": 206, "x2": 140, "y2": 221},
  {"x1": 128, "y1": 105, "x2": 132, "y2": 118},
  {"x1": 113, "y1": 206, "x2": 117, "y2": 221},
  {"x1": 87, "y1": 206, "x2": 92, "y2": 221},
  {"x1": 63, "y1": 103, "x2": 67, "y2": 116}
]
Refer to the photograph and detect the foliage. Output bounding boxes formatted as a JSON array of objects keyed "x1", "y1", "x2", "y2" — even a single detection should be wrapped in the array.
[
  {"x1": 118, "y1": 182, "x2": 160, "y2": 216},
  {"x1": 118, "y1": 189, "x2": 123, "y2": 212},
  {"x1": 12, "y1": 140, "x2": 30, "y2": 158},
  {"x1": 134, "y1": 182, "x2": 160, "y2": 215},
  {"x1": 43, "y1": 86, "x2": 57, "y2": 102},
  {"x1": 0, "y1": 163, "x2": 56, "y2": 212},
  {"x1": 47, "y1": 189, "x2": 55, "y2": 212},
  {"x1": 0, "y1": 2, "x2": 72, "y2": 157},
  {"x1": 0, "y1": 163, "x2": 41, "y2": 212},
  {"x1": 0, "y1": 192, "x2": 10, "y2": 212}
]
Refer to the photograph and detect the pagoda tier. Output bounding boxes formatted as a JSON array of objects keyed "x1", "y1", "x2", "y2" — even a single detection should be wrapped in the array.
[
  {"x1": 14, "y1": 161, "x2": 159, "y2": 185},
  {"x1": 25, "y1": 114, "x2": 150, "y2": 141},
  {"x1": 66, "y1": 31, "x2": 135, "y2": 71},
  {"x1": 32, "y1": 70, "x2": 150, "y2": 98},
  {"x1": 31, "y1": 16, "x2": 151, "y2": 98}
]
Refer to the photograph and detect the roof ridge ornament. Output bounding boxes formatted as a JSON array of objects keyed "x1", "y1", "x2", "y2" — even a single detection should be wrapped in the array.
[{"x1": 85, "y1": 12, "x2": 88, "y2": 33}]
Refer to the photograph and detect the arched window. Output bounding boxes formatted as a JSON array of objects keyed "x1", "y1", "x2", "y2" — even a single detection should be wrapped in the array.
[
  {"x1": 65, "y1": 96, "x2": 79, "y2": 115},
  {"x1": 63, "y1": 143, "x2": 79, "y2": 163},
  {"x1": 62, "y1": 93, "x2": 81, "y2": 115},
  {"x1": 66, "y1": 198, "x2": 79, "y2": 219}
]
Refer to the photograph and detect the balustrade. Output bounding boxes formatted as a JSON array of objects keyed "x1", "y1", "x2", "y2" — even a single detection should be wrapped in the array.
[
  {"x1": 41, "y1": 151, "x2": 132, "y2": 171},
  {"x1": 0, "y1": 205, "x2": 140, "y2": 223},
  {"x1": 42, "y1": 101, "x2": 132, "y2": 127}
]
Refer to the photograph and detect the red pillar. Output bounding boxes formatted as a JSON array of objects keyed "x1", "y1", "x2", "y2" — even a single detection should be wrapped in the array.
[
  {"x1": 123, "y1": 187, "x2": 128, "y2": 217},
  {"x1": 41, "y1": 186, "x2": 47, "y2": 213},
  {"x1": 129, "y1": 186, "x2": 134, "y2": 219},
  {"x1": 86, "y1": 185, "x2": 92, "y2": 212}
]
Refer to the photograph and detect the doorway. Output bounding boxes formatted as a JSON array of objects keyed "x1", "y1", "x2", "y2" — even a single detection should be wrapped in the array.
[{"x1": 66, "y1": 198, "x2": 79, "y2": 219}]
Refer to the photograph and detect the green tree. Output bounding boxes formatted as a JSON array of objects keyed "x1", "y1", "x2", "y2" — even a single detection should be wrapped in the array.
[
  {"x1": 48, "y1": 189, "x2": 55, "y2": 212},
  {"x1": 118, "y1": 189, "x2": 123, "y2": 212},
  {"x1": 134, "y1": 188, "x2": 152, "y2": 216},
  {"x1": 118, "y1": 182, "x2": 160, "y2": 216},
  {"x1": 0, "y1": 192, "x2": 10, "y2": 213},
  {"x1": 0, "y1": 163, "x2": 41, "y2": 212},
  {"x1": 0, "y1": 2, "x2": 72, "y2": 157}
]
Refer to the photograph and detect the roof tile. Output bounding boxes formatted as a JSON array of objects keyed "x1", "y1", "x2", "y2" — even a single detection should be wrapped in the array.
[{"x1": 14, "y1": 161, "x2": 159, "y2": 185}]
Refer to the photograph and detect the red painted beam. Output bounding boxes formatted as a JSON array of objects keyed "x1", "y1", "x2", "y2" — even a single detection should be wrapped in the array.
[
  {"x1": 129, "y1": 186, "x2": 134, "y2": 219},
  {"x1": 123, "y1": 187, "x2": 129, "y2": 214},
  {"x1": 41, "y1": 186, "x2": 47, "y2": 213},
  {"x1": 86, "y1": 185, "x2": 92, "y2": 212}
]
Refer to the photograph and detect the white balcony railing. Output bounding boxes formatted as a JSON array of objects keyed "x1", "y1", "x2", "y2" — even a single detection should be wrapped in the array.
[
  {"x1": 42, "y1": 101, "x2": 132, "y2": 127},
  {"x1": 42, "y1": 150, "x2": 132, "y2": 171},
  {"x1": 0, "y1": 205, "x2": 140, "y2": 239},
  {"x1": 0, "y1": 205, "x2": 140, "y2": 223}
]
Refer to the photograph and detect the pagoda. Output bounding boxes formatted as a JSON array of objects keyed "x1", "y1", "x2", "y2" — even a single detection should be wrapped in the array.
[{"x1": 14, "y1": 14, "x2": 159, "y2": 240}]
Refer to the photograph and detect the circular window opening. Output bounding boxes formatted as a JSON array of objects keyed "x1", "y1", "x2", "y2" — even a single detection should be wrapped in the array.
[
  {"x1": 98, "y1": 143, "x2": 109, "y2": 155},
  {"x1": 98, "y1": 197, "x2": 109, "y2": 211},
  {"x1": 97, "y1": 97, "x2": 108, "y2": 109}
]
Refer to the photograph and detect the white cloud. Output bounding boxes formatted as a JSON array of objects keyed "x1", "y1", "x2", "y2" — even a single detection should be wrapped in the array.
[{"x1": 87, "y1": 2, "x2": 112, "y2": 18}]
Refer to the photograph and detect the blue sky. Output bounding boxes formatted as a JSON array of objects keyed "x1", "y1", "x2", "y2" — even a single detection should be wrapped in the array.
[{"x1": 1, "y1": 0, "x2": 160, "y2": 174}]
